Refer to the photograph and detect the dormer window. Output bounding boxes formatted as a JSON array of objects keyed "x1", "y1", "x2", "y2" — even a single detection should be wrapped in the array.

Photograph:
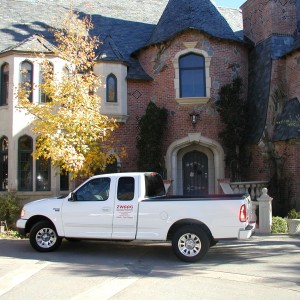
[
  {"x1": 106, "y1": 73, "x2": 117, "y2": 103},
  {"x1": 179, "y1": 53, "x2": 206, "y2": 97}
]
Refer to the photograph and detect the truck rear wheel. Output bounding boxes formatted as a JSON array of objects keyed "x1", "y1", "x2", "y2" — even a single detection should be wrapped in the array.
[
  {"x1": 29, "y1": 221, "x2": 62, "y2": 252},
  {"x1": 172, "y1": 225, "x2": 209, "y2": 262}
]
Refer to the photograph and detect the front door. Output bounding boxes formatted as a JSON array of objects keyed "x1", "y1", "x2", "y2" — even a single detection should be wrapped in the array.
[
  {"x1": 183, "y1": 150, "x2": 208, "y2": 196},
  {"x1": 62, "y1": 177, "x2": 114, "y2": 238}
]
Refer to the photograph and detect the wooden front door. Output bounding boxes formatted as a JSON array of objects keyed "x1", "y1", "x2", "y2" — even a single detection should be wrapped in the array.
[{"x1": 183, "y1": 150, "x2": 208, "y2": 196}]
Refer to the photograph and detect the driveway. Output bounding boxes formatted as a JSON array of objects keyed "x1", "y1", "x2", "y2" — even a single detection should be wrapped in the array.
[{"x1": 0, "y1": 234, "x2": 299, "y2": 299}]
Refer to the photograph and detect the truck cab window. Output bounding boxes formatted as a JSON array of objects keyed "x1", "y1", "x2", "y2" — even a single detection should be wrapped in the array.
[
  {"x1": 75, "y1": 178, "x2": 110, "y2": 201},
  {"x1": 117, "y1": 177, "x2": 134, "y2": 201},
  {"x1": 145, "y1": 173, "x2": 165, "y2": 197}
]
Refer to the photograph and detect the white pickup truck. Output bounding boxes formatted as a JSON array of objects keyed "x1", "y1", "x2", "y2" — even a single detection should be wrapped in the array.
[{"x1": 17, "y1": 172, "x2": 254, "y2": 262}]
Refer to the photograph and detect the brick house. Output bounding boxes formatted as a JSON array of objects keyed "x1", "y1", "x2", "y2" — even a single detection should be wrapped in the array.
[{"x1": 0, "y1": 0, "x2": 299, "y2": 216}]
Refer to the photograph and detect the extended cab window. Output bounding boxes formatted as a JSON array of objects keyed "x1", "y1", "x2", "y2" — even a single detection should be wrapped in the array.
[
  {"x1": 75, "y1": 178, "x2": 110, "y2": 201},
  {"x1": 117, "y1": 177, "x2": 134, "y2": 201}
]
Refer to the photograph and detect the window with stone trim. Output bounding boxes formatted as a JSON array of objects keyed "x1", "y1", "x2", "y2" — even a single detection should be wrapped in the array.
[
  {"x1": 0, "y1": 63, "x2": 9, "y2": 106},
  {"x1": 106, "y1": 73, "x2": 117, "y2": 102},
  {"x1": 173, "y1": 47, "x2": 211, "y2": 106},
  {"x1": 179, "y1": 53, "x2": 206, "y2": 97},
  {"x1": 18, "y1": 135, "x2": 33, "y2": 191},
  {"x1": 20, "y1": 61, "x2": 33, "y2": 102},
  {"x1": 0, "y1": 136, "x2": 8, "y2": 191}
]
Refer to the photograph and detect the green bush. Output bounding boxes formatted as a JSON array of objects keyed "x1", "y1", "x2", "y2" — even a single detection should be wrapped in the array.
[
  {"x1": 271, "y1": 216, "x2": 288, "y2": 233},
  {"x1": 287, "y1": 209, "x2": 300, "y2": 219},
  {"x1": 0, "y1": 192, "x2": 22, "y2": 229}
]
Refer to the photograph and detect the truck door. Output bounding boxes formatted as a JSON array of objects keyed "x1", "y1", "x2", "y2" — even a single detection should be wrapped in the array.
[
  {"x1": 112, "y1": 176, "x2": 139, "y2": 239},
  {"x1": 61, "y1": 176, "x2": 115, "y2": 238}
]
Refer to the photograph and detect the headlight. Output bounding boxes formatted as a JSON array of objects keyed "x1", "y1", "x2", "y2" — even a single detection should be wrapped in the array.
[{"x1": 20, "y1": 209, "x2": 25, "y2": 218}]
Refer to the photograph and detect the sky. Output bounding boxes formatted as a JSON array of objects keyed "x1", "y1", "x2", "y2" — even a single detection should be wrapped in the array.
[{"x1": 213, "y1": 0, "x2": 246, "y2": 8}]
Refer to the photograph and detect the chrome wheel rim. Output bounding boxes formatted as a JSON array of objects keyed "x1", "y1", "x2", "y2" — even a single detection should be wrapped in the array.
[
  {"x1": 178, "y1": 233, "x2": 201, "y2": 257},
  {"x1": 36, "y1": 227, "x2": 57, "y2": 249}
]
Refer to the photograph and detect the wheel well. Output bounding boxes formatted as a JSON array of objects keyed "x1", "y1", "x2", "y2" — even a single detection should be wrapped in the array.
[
  {"x1": 25, "y1": 216, "x2": 54, "y2": 235},
  {"x1": 167, "y1": 219, "x2": 214, "y2": 242}
]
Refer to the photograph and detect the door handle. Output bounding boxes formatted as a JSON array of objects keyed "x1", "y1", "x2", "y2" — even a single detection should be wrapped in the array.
[{"x1": 102, "y1": 207, "x2": 110, "y2": 212}]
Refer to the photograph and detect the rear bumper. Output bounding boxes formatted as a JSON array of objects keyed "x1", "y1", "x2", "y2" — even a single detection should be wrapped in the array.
[{"x1": 238, "y1": 223, "x2": 255, "y2": 239}]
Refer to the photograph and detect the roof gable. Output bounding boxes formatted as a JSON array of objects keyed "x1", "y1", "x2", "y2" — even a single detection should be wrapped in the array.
[
  {"x1": 95, "y1": 35, "x2": 126, "y2": 62},
  {"x1": 0, "y1": 34, "x2": 55, "y2": 54}
]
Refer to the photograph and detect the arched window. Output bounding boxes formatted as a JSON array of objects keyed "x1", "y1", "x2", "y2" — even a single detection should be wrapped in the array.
[
  {"x1": 0, "y1": 63, "x2": 9, "y2": 106},
  {"x1": 20, "y1": 61, "x2": 33, "y2": 102},
  {"x1": 18, "y1": 135, "x2": 33, "y2": 191},
  {"x1": 39, "y1": 62, "x2": 53, "y2": 103},
  {"x1": 0, "y1": 136, "x2": 8, "y2": 191},
  {"x1": 106, "y1": 74, "x2": 117, "y2": 102},
  {"x1": 179, "y1": 53, "x2": 206, "y2": 98}
]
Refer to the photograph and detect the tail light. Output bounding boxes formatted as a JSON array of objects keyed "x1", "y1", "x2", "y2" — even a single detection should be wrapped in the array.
[{"x1": 239, "y1": 204, "x2": 247, "y2": 222}]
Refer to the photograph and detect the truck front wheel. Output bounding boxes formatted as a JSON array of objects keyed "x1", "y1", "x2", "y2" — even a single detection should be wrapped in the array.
[
  {"x1": 172, "y1": 225, "x2": 209, "y2": 262},
  {"x1": 29, "y1": 221, "x2": 62, "y2": 252}
]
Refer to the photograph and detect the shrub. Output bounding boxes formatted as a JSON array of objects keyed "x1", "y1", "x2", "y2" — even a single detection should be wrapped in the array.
[
  {"x1": 136, "y1": 101, "x2": 168, "y2": 175},
  {"x1": 271, "y1": 216, "x2": 288, "y2": 233},
  {"x1": 0, "y1": 192, "x2": 22, "y2": 229},
  {"x1": 287, "y1": 209, "x2": 300, "y2": 219}
]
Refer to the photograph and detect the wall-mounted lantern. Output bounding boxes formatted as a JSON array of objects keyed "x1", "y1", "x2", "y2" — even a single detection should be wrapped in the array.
[{"x1": 189, "y1": 110, "x2": 200, "y2": 126}]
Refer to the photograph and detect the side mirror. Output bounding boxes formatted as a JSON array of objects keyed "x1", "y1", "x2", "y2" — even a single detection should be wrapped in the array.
[{"x1": 69, "y1": 192, "x2": 77, "y2": 202}]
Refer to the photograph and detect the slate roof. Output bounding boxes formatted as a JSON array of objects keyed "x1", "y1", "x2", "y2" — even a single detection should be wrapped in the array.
[
  {"x1": 273, "y1": 98, "x2": 300, "y2": 141},
  {"x1": 281, "y1": 35, "x2": 300, "y2": 57},
  {"x1": 0, "y1": 0, "x2": 243, "y2": 80},
  {"x1": 245, "y1": 38, "x2": 273, "y2": 144},
  {"x1": 147, "y1": 0, "x2": 243, "y2": 46},
  {"x1": 1, "y1": 34, "x2": 56, "y2": 54}
]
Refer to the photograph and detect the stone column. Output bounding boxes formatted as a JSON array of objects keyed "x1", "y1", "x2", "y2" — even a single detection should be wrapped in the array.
[{"x1": 257, "y1": 188, "x2": 273, "y2": 234}]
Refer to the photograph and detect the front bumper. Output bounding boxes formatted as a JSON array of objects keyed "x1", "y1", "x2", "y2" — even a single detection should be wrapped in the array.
[
  {"x1": 238, "y1": 223, "x2": 255, "y2": 239},
  {"x1": 16, "y1": 219, "x2": 27, "y2": 236}
]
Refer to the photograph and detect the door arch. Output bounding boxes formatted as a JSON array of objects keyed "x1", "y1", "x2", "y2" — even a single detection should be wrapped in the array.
[
  {"x1": 183, "y1": 150, "x2": 208, "y2": 196},
  {"x1": 165, "y1": 133, "x2": 225, "y2": 195}
]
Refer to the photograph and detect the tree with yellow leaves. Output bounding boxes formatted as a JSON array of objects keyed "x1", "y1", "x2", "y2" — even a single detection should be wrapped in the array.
[{"x1": 17, "y1": 11, "x2": 120, "y2": 178}]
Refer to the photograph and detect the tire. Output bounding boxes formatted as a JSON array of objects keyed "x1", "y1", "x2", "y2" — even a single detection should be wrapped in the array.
[
  {"x1": 29, "y1": 221, "x2": 62, "y2": 252},
  {"x1": 172, "y1": 225, "x2": 209, "y2": 262}
]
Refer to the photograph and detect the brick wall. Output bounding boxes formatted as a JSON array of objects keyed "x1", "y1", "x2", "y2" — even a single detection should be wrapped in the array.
[
  {"x1": 111, "y1": 30, "x2": 248, "y2": 174},
  {"x1": 242, "y1": 0, "x2": 297, "y2": 44}
]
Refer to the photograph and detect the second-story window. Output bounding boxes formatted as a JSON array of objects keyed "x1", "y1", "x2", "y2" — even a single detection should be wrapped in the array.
[
  {"x1": 106, "y1": 73, "x2": 117, "y2": 102},
  {"x1": 39, "y1": 62, "x2": 53, "y2": 103},
  {"x1": 179, "y1": 53, "x2": 206, "y2": 98},
  {"x1": 0, "y1": 63, "x2": 9, "y2": 106},
  {"x1": 20, "y1": 61, "x2": 33, "y2": 102}
]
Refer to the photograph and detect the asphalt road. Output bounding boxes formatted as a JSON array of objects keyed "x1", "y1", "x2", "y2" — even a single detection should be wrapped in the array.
[{"x1": 0, "y1": 234, "x2": 299, "y2": 300}]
